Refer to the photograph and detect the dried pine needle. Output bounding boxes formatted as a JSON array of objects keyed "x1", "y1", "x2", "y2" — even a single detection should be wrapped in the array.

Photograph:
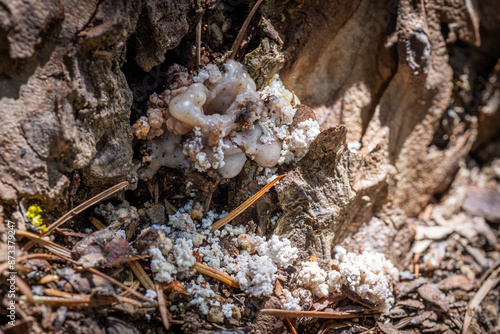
[
  {"x1": 119, "y1": 280, "x2": 141, "y2": 297},
  {"x1": 210, "y1": 174, "x2": 285, "y2": 232},
  {"x1": 196, "y1": 17, "x2": 202, "y2": 68},
  {"x1": 43, "y1": 288, "x2": 79, "y2": 298},
  {"x1": 16, "y1": 230, "x2": 73, "y2": 260},
  {"x1": 259, "y1": 309, "x2": 378, "y2": 319},
  {"x1": 229, "y1": 0, "x2": 265, "y2": 60},
  {"x1": 155, "y1": 280, "x2": 170, "y2": 330},
  {"x1": 87, "y1": 267, "x2": 156, "y2": 305},
  {"x1": 127, "y1": 254, "x2": 150, "y2": 262},
  {"x1": 129, "y1": 260, "x2": 155, "y2": 291},
  {"x1": 38, "y1": 274, "x2": 60, "y2": 285},
  {"x1": 0, "y1": 253, "x2": 57, "y2": 276},
  {"x1": 25, "y1": 295, "x2": 90, "y2": 308},
  {"x1": 283, "y1": 317, "x2": 298, "y2": 334},
  {"x1": 23, "y1": 181, "x2": 129, "y2": 250},
  {"x1": 462, "y1": 266, "x2": 500, "y2": 334},
  {"x1": 16, "y1": 274, "x2": 35, "y2": 305},
  {"x1": 46, "y1": 180, "x2": 130, "y2": 233},
  {"x1": 193, "y1": 262, "x2": 239, "y2": 288},
  {"x1": 30, "y1": 293, "x2": 142, "y2": 308},
  {"x1": 88, "y1": 216, "x2": 107, "y2": 230}
]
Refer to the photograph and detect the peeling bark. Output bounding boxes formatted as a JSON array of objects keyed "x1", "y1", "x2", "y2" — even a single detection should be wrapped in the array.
[{"x1": 277, "y1": 0, "x2": 499, "y2": 216}]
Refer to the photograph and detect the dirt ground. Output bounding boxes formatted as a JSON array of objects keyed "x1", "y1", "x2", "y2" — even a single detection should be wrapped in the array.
[{"x1": 0, "y1": 0, "x2": 499, "y2": 333}]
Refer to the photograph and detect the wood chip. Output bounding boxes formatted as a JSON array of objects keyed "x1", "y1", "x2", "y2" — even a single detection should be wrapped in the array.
[
  {"x1": 410, "y1": 310, "x2": 437, "y2": 325},
  {"x1": 274, "y1": 278, "x2": 283, "y2": 297},
  {"x1": 437, "y1": 274, "x2": 477, "y2": 292},
  {"x1": 335, "y1": 304, "x2": 369, "y2": 313},
  {"x1": 417, "y1": 284, "x2": 450, "y2": 312},
  {"x1": 311, "y1": 294, "x2": 346, "y2": 311},
  {"x1": 193, "y1": 262, "x2": 239, "y2": 288},
  {"x1": 462, "y1": 185, "x2": 500, "y2": 223},
  {"x1": 341, "y1": 284, "x2": 374, "y2": 309},
  {"x1": 460, "y1": 238, "x2": 491, "y2": 269},
  {"x1": 395, "y1": 277, "x2": 428, "y2": 299},
  {"x1": 388, "y1": 306, "x2": 410, "y2": 319},
  {"x1": 396, "y1": 299, "x2": 425, "y2": 309},
  {"x1": 376, "y1": 322, "x2": 401, "y2": 334}
]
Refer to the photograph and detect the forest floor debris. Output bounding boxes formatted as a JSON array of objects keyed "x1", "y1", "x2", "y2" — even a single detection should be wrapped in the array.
[{"x1": 1, "y1": 152, "x2": 499, "y2": 334}]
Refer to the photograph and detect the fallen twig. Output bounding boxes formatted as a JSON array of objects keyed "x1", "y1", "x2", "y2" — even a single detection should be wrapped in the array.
[
  {"x1": 211, "y1": 174, "x2": 285, "y2": 232},
  {"x1": 394, "y1": 316, "x2": 412, "y2": 329}
]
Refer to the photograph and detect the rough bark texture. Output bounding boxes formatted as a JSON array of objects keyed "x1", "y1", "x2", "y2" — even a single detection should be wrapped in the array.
[
  {"x1": 272, "y1": 125, "x2": 389, "y2": 266},
  {"x1": 277, "y1": 0, "x2": 498, "y2": 217},
  {"x1": 0, "y1": 0, "x2": 138, "y2": 207}
]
